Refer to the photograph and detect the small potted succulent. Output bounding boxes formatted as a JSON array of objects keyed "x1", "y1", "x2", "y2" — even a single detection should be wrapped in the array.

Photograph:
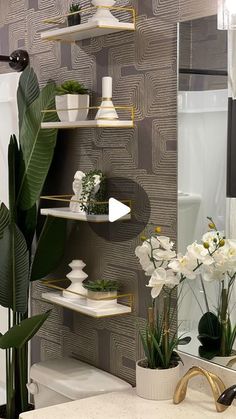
[
  {"x1": 68, "y1": 3, "x2": 81, "y2": 27},
  {"x1": 83, "y1": 279, "x2": 119, "y2": 308},
  {"x1": 55, "y1": 80, "x2": 89, "y2": 122}
]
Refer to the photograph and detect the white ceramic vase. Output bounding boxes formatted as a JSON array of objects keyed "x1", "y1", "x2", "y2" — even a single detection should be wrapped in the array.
[
  {"x1": 86, "y1": 290, "x2": 117, "y2": 308},
  {"x1": 89, "y1": 0, "x2": 119, "y2": 24},
  {"x1": 55, "y1": 94, "x2": 89, "y2": 122},
  {"x1": 95, "y1": 77, "x2": 118, "y2": 121},
  {"x1": 136, "y1": 360, "x2": 180, "y2": 401},
  {"x1": 63, "y1": 260, "x2": 88, "y2": 301}
]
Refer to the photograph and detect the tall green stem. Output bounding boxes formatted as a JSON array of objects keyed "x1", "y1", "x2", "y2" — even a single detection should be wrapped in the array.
[{"x1": 220, "y1": 288, "x2": 228, "y2": 357}]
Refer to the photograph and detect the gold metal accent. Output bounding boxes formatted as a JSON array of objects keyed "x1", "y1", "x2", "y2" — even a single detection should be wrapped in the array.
[
  {"x1": 42, "y1": 5, "x2": 136, "y2": 27},
  {"x1": 40, "y1": 194, "x2": 132, "y2": 208},
  {"x1": 173, "y1": 366, "x2": 228, "y2": 413},
  {"x1": 42, "y1": 105, "x2": 135, "y2": 124},
  {"x1": 41, "y1": 279, "x2": 134, "y2": 318},
  {"x1": 226, "y1": 356, "x2": 236, "y2": 368}
]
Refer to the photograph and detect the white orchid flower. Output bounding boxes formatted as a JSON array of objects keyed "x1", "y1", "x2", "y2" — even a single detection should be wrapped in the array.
[
  {"x1": 187, "y1": 242, "x2": 214, "y2": 266},
  {"x1": 168, "y1": 253, "x2": 197, "y2": 279},
  {"x1": 147, "y1": 268, "x2": 179, "y2": 299}
]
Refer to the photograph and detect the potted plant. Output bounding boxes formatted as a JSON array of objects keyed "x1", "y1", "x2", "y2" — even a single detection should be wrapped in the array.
[
  {"x1": 135, "y1": 229, "x2": 191, "y2": 400},
  {"x1": 163, "y1": 217, "x2": 236, "y2": 365},
  {"x1": 55, "y1": 80, "x2": 89, "y2": 122},
  {"x1": 0, "y1": 66, "x2": 67, "y2": 418},
  {"x1": 83, "y1": 279, "x2": 119, "y2": 308},
  {"x1": 67, "y1": 3, "x2": 81, "y2": 27}
]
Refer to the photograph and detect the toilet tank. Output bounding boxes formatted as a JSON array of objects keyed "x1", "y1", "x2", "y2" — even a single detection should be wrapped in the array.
[{"x1": 28, "y1": 357, "x2": 132, "y2": 409}]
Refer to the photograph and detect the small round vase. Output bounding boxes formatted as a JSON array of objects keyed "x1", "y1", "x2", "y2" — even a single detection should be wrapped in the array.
[
  {"x1": 136, "y1": 360, "x2": 180, "y2": 401},
  {"x1": 63, "y1": 260, "x2": 88, "y2": 301},
  {"x1": 89, "y1": 0, "x2": 119, "y2": 24}
]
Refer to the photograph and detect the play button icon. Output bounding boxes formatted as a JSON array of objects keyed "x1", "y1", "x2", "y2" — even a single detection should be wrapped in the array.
[{"x1": 108, "y1": 198, "x2": 131, "y2": 222}]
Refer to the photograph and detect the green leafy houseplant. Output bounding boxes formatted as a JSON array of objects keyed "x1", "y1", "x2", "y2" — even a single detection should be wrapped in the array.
[
  {"x1": 83, "y1": 279, "x2": 119, "y2": 292},
  {"x1": 0, "y1": 66, "x2": 67, "y2": 419},
  {"x1": 68, "y1": 3, "x2": 81, "y2": 26},
  {"x1": 56, "y1": 80, "x2": 88, "y2": 95},
  {"x1": 80, "y1": 170, "x2": 108, "y2": 215}
]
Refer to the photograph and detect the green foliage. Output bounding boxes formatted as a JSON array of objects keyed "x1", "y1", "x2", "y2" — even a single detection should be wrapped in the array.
[
  {"x1": 17, "y1": 82, "x2": 59, "y2": 210},
  {"x1": 83, "y1": 279, "x2": 119, "y2": 292},
  {"x1": 139, "y1": 319, "x2": 190, "y2": 370},
  {"x1": 69, "y1": 2, "x2": 81, "y2": 13},
  {"x1": 17, "y1": 66, "x2": 40, "y2": 133},
  {"x1": 198, "y1": 311, "x2": 236, "y2": 359},
  {"x1": 0, "y1": 224, "x2": 29, "y2": 313},
  {"x1": 0, "y1": 203, "x2": 10, "y2": 239},
  {"x1": 81, "y1": 170, "x2": 108, "y2": 215},
  {"x1": 0, "y1": 311, "x2": 51, "y2": 349},
  {"x1": 31, "y1": 216, "x2": 67, "y2": 281},
  {"x1": 56, "y1": 80, "x2": 88, "y2": 95}
]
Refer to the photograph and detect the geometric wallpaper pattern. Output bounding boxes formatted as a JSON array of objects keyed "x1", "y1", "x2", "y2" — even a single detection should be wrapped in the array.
[{"x1": 0, "y1": 0, "x2": 217, "y2": 385}]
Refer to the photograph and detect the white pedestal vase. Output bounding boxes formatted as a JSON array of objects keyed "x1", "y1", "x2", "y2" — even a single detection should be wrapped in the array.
[
  {"x1": 89, "y1": 0, "x2": 119, "y2": 24},
  {"x1": 136, "y1": 360, "x2": 180, "y2": 401},
  {"x1": 63, "y1": 260, "x2": 88, "y2": 301},
  {"x1": 55, "y1": 94, "x2": 89, "y2": 122},
  {"x1": 95, "y1": 77, "x2": 118, "y2": 121},
  {"x1": 86, "y1": 290, "x2": 117, "y2": 308}
]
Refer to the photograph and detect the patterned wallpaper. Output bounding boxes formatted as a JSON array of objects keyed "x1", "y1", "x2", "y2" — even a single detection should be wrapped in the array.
[{"x1": 0, "y1": 0, "x2": 217, "y2": 386}]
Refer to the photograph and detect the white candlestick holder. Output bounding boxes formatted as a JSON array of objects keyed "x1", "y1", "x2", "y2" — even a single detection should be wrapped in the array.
[
  {"x1": 63, "y1": 260, "x2": 88, "y2": 301},
  {"x1": 95, "y1": 76, "x2": 118, "y2": 120}
]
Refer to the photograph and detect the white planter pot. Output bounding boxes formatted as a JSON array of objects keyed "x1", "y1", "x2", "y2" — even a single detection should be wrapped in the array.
[
  {"x1": 89, "y1": 0, "x2": 119, "y2": 23},
  {"x1": 86, "y1": 290, "x2": 117, "y2": 308},
  {"x1": 136, "y1": 360, "x2": 180, "y2": 401},
  {"x1": 55, "y1": 94, "x2": 89, "y2": 122},
  {"x1": 212, "y1": 353, "x2": 236, "y2": 369}
]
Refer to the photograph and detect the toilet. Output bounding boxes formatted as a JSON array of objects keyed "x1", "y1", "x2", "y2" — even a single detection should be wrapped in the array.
[{"x1": 28, "y1": 357, "x2": 132, "y2": 409}]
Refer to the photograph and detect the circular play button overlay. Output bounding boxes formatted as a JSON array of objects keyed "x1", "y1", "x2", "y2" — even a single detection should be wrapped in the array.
[{"x1": 87, "y1": 177, "x2": 151, "y2": 242}]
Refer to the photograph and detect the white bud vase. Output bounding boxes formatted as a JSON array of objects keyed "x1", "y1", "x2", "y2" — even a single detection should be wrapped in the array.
[
  {"x1": 89, "y1": 0, "x2": 119, "y2": 24},
  {"x1": 95, "y1": 77, "x2": 118, "y2": 121},
  {"x1": 63, "y1": 260, "x2": 88, "y2": 301}
]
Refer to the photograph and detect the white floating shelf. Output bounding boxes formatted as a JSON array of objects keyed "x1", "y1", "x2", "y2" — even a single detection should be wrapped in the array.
[
  {"x1": 42, "y1": 292, "x2": 132, "y2": 318},
  {"x1": 40, "y1": 207, "x2": 131, "y2": 222},
  {"x1": 41, "y1": 20, "x2": 135, "y2": 43},
  {"x1": 41, "y1": 120, "x2": 133, "y2": 129}
]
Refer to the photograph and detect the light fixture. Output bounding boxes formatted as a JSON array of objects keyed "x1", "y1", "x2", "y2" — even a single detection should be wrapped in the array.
[{"x1": 218, "y1": 0, "x2": 236, "y2": 30}]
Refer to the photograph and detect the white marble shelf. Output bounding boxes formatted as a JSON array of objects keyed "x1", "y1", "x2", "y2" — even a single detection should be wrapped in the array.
[
  {"x1": 40, "y1": 207, "x2": 131, "y2": 222},
  {"x1": 41, "y1": 120, "x2": 133, "y2": 129},
  {"x1": 40, "y1": 20, "x2": 135, "y2": 43},
  {"x1": 19, "y1": 388, "x2": 236, "y2": 419},
  {"x1": 42, "y1": 292, "x2": 132, "y2": 318}
]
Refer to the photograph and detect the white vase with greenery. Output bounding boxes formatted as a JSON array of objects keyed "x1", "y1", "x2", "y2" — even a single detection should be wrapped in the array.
[
  {"x1": 55, "y1": 80, "x2": 89, "y2": 122},
  {"x1": 83, "y1": 279, "x2": 118, "y2": 308}
]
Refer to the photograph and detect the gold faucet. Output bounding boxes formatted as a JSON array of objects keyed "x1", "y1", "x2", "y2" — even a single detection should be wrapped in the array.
[{"x1": 173, "y1": 366, "x2": 228, "y2": 413}]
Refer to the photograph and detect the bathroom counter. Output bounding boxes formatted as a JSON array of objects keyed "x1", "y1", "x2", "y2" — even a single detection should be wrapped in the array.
[{"x1": 20, "y1": 388, "x2": 236, "y2": 419}]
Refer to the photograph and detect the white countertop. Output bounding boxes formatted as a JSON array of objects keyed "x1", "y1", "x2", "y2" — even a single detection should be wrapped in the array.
[{"x1": 20, "y1": 388, "x2": 236, "y2": 419}]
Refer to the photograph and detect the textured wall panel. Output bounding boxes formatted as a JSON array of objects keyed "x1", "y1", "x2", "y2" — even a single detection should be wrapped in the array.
[{"x1": 0, "y1": 0, "x2": 217, "y2": 386}]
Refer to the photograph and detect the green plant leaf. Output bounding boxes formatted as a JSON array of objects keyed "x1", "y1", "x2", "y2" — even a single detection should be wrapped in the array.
[
  {"x1": 31, "y1": 216, "x2": 67, "y2": 281},
  {"x1": 0, "y1": 224, "x2": 29, "y2": 313},
  {"x1": 198, "y1": 312, "x2": 221, "y2": 350},
  {"x1": 0, "y1": 311, "x2": 51, "y2": 349},
  {"x1": 178, "y1": 336, "x2": 191, "y2": 346},
  {"x1": 0, "y1": 203, "x2": 9, "y2": 239},
  {"x1": 17, "y1": 66, "x2": 40, "y2": 132},
  {"x1": 17, "y1": 83, "x2": 58, "y2": 210},
  {"x1": 17, "y1": 204, "x2": 37, "y2": 250},
  {"x1": 198, "y1": 345, "x2": 219, "y2": 360}
]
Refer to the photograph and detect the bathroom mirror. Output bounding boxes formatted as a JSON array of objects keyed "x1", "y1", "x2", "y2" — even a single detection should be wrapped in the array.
[{"x1": 177, "y1": 15, "x2": 236, "y2": 369}]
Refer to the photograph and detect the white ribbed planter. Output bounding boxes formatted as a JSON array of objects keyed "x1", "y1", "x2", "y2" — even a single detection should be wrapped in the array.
[{"x1": 136, "y1": 360, "x2": 180, "y2": 401}]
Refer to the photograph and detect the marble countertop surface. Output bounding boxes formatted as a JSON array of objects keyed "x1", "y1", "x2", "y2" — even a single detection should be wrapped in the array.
[{"x1": 20, "y1": 388, "x2": 236, "y2": 419}]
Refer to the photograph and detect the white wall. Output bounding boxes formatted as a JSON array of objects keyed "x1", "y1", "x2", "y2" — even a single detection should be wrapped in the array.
[{"x1": 0, "y1": 72, "x2": 20, "y2": 396}]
